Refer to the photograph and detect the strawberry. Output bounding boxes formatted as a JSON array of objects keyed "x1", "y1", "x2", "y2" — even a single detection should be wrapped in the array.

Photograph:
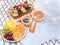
[{"x1": 22, "y1": 4, "x2": 27, "y2": 8}]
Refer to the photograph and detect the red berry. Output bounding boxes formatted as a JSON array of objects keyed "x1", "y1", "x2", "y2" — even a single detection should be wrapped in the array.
[
  {"x1": 17, "y1": 8, "x2": 20, "y2": 11},
  {"x1": 4, "y1": 33, "x2": 14, "y2": 41},
  {"x1": 22, "y1": 4, "x2": 27, "y2": 8}
]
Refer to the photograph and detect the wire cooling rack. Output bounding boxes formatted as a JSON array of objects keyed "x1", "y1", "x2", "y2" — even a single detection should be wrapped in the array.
[{"x1": 0, "y1": 0, "x2": 60, "y2": 45}]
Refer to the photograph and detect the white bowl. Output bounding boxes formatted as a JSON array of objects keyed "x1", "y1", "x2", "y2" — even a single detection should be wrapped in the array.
[
  {"x1": 1, "y1": 28, "x2": 27, "y2": 42},
  {"x1": 21, "y1": 15, "x2": 33, "y2": 27},
  {"x1": 33, "y1": 15, "x2": 45, "y2": 22},
  {"x1": 32, "y1": 10, "x2": 45, "y2": 22}
]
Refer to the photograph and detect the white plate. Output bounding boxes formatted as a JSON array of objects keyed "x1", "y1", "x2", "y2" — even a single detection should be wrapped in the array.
[{"x1": 1, "y1": 27, "x2": 27, "y2": 42}]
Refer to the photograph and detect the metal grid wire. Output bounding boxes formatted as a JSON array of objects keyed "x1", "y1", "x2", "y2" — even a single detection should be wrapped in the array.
[
  {"x1": 41, "y1": 39, "x2": 60, "y2": 45},
  {"x1": 0, "y1": 0, "x2": 35, "y2": 27},
  {"x1": 0, "y1": 0, "x2": 35, "y2": 45},
  {"x1": 0, "y1": 0, "x2": 60, "y2": 45}
]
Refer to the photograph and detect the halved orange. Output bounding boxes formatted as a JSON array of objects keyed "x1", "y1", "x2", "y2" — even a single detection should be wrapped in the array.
[
  {"x1": 16, "y1": 23, "x2": 25, "y2": 30},
  {"x1": 13, "y1": 23, "x2": 25, "y2": 36},
  {"x1": 13, "y1": 32, "x2": 22, "y2": 41}
]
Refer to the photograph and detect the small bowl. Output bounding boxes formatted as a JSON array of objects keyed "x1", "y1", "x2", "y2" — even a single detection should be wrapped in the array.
[
  {"x1": 32, "y1": 11, "x2": 45, "y2": 22},
  {"x1": 21, "y1": 15, "x2": 33, "y2": 27}
]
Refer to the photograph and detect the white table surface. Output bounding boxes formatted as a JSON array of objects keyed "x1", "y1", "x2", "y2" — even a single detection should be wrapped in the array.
[{"x1": 0, "y1": 0, "x2": 60, "y2": 45}]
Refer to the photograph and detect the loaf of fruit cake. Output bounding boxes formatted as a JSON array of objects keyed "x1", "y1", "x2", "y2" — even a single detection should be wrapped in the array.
[{"x1": 8, "y1": 1, "x2": 33, "y2": 19}]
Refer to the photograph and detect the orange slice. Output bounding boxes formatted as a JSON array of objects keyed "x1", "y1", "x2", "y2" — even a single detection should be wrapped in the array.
[
  {"x1": 13, "y1": 23, "x2": 25, "y2": 36},
  {"x1": 16, "y1": 23, "x2": 25, "y2": 31},
  {"x1": 13, "y1": 32, "x2": 22, "y2": 41}
]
